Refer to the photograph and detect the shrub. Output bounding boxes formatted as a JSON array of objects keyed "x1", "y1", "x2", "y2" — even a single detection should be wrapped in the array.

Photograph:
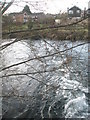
[{"x1": 28, "y1": 20, "x2": 33, "y2": 30}]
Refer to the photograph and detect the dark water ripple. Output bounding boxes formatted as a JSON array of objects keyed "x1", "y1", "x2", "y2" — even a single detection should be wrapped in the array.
[{"x1": 0, "y1": 39, "x2": 89, "y2": 119}]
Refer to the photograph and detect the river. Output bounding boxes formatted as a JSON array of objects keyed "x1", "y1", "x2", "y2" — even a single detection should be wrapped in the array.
[{"x1": 0, "y1": 39, "x2": 89, "y2": 119}]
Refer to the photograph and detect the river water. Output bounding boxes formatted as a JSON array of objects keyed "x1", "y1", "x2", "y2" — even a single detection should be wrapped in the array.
[{"x1": 0, "y1": 39, "x2": 89, "y2": 119}]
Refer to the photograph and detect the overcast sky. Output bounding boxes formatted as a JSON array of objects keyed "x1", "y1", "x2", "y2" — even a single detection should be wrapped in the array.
[{"x1": 2, "y1": 0, "x2": 90, "y2": 14}]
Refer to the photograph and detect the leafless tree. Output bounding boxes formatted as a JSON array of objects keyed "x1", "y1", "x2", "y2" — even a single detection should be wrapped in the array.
[
  {"x1": 0, "y1": 0, "x2": 14, "y2": 15},
  {"x1": 0, "y1": 1, "x2": 89, "y2": 119}
]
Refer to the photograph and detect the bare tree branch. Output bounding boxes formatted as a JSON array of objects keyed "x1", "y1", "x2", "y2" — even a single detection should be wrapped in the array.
[
  {"x1": 2, "y1": 17, "x2": 88, "y2": 35},
  {"x1": 0, "y1": 42, "x2": 87, "y2": 72},
  {"x1": 1, "y1": 0, "x2": 14, "y2": 14}
]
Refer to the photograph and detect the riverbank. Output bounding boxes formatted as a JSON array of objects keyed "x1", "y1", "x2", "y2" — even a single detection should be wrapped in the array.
[
  {"x1": 2, "y1": 28, "x2": 88, "y2": 41},
  {"x1": 1, "y1": 39, "x2": 88, "y2": 118},
  {"x1": 2, "y1": 17, "x2": 88, "y2": 41}
]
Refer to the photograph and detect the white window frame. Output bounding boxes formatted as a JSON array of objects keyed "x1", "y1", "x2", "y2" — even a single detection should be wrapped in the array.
[
  {"x1": 69, "y1": 10, "x2": 73, "y2": 14},
  {"x1": 77, "y1": 10, "x2": 80, "y2": 13}
]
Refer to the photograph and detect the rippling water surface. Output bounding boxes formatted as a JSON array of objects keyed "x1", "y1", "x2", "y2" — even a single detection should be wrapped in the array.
[{"x1": 0, "y1": 39, "x2": 89, "y2": 119}]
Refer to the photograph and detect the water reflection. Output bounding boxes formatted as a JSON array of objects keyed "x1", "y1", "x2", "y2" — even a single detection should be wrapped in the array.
[{"x1": 0, "y1": 39, "x2": 88, "y2": 118}]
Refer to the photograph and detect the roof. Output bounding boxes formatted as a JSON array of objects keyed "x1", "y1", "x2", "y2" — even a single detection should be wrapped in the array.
[
  {"x1": 9, "y1": 12, "x2": 23, "y2": 16},
  {"x1": 9, "y1": 11, "x2": 32, "y2": 16},
  {"x1": 68, "y1": 6, "x2": 81, "y2": 11},
  {"x1": 31, "y1": 12, "x2": 44, "y2": 16},
  {"x1": 9, "y1": 12, "x2": 44, "y2": 16}
]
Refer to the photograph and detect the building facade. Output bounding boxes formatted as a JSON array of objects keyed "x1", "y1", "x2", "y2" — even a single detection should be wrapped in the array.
[
  {"x1": 10, "y1": 12, "x2": 30, "y2": 23},
  {"x1": 68, "y1": 6, "x2": 81, "y2": 18}
]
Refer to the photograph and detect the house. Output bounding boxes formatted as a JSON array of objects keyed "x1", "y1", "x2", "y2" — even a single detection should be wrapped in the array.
[
  {"x1": 30, "y1": 12, "x2": 45, "y2": 21},
  {"x1": 9, "y1": 12, "x2": 45, "y2": 23},
  {"x1": 87, "y1": 8, "x2": 90, "y2": 17},
  {"x1": 68, "y1": 6, "x2": 81, "y2": 18},
  {"x1": 23, "y1": 12, "x2": 29, "y2": 23},
  {"x1": 9, "y1": 12, "x2": 30, "y2": 23}
]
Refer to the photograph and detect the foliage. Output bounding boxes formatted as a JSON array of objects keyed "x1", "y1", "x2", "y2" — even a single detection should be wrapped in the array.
[
  {"x1": 28, "y1": 19, "x2": 33, "y2": 30},
  {"x1": 39, "y1": 17, "x2": 55, "y2": 25},
  {"x1": 2, "y1": 15, "x2": 13, "y2": 27},
  {"x1": 22, "y1": 5, "x2": 32, "y2": 14},
  {"x1": 0, "y1": 1, "x2": 89, "y2": 119}
]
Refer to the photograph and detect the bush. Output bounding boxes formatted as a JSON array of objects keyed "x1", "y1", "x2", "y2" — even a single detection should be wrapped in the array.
[{"x1": 28, "y1": 20, "x2": 33, "y2": 30}]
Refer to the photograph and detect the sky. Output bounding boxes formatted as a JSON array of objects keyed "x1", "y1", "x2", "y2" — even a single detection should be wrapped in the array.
[{"x1": 1, "y1": 0, "x2": 90, "y2": 14}]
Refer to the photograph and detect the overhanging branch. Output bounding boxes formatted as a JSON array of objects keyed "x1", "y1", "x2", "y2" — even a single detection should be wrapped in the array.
[{"x1": 0, "y1": 42, "x2": 87, "y2": 72}]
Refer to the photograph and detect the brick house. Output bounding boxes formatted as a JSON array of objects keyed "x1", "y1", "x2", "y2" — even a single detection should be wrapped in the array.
[
  {"x1": 10, "y1": 12, "x2": 30, "y2": 23},
  {"x1": 10, "y1": 12, "x2": 45, "y2": 23}
]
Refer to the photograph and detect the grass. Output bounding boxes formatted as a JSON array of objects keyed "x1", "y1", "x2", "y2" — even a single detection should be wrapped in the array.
[{"x1": 2, "y1": 19, "x2": 88, "y2": 40}]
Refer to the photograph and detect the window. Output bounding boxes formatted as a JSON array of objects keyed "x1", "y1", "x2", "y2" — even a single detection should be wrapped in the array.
[
  {"x1": 77, "y1": 10, "x2": 80, "y2": 13},
  {"x1": 13, "y1": 15, "x2": 16, "y2": 22},
  {"x1": 87, "y1": 10, "x2": 90, "y2": 14},
  {"x1": 69, "y1": 10, "x2": 73, "y2": 14}
]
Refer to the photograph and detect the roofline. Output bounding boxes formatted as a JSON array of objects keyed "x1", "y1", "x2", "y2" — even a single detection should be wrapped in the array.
[{"x1": 68, "y1": 6, "x2": 81, "y2": 10}]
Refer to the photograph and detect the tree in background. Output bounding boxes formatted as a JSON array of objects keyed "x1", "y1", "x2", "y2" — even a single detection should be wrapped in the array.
[
  {"x1": 2, "y1": 15, "x2": 13, "y2": 32},
  {"x1": 28, "y1": 19, "x2": 33, "y2": 30},
  {"x1": 22, "y1": 5, "x2": 32, "y2": 15}
]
